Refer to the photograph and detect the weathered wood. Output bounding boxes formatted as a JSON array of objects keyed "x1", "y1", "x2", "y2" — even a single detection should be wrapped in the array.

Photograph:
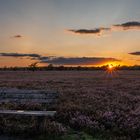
[
  {"x1": 0, "y1": 88, "x2": 58, "y2": 117},
  {"x1": 0, "y1": 88, "x2": 58, "y2": 104},
  {"x1": 0, "y1": 110, "x2": 56, "y2": 116},
  {"x1": 0, "y1": 98, "x2": 56, "y2": 104}
]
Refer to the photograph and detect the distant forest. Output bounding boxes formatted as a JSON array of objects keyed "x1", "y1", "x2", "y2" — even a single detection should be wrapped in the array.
[{"x1": 0, "y1": 63, "x2": 140, "y2": 71}]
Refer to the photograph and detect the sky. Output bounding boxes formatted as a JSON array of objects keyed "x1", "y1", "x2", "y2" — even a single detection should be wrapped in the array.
[{"x1": 0, "y1": 0, "x2": 140, "y2": 67}]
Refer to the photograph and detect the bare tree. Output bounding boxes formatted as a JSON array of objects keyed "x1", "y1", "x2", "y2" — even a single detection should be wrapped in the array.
[{"x1": 29, "y1": 62, "x2": 38, "y2": 71}]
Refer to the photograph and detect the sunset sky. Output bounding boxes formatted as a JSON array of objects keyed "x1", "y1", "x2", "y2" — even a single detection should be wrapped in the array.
[{"x1": 0, "y1": 0, "x2": 140, "y2": 67}]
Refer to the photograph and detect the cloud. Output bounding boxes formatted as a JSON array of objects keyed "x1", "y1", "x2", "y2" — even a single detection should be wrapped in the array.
[
  {"x1": 0, "y1": 52, "x2": 121, "y2": 66},
  {"x1": 13, "y1": 35, "x2": 23, "y2": 38},
  {"x1": 68, "y1": 28, "x2": 110, "y2": 36},
  {"x1": 129, "y1": 52, "x2": 140, "y2": 56},
  {"x1": 0, "y1": 53, "x2": 41, "y2": 58},
  {"x1": 40, "y1": 57, "x2": 120, "y2": 65},
  {"x1": 113, "y1": 21, "x2": 140, "y2": 31},
  {"x1": 67, "y1": 21, "x2": 140, "y2": 36}
]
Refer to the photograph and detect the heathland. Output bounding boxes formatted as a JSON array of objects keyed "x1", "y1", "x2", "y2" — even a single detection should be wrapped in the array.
[{"x1": 0, "y1": 71, "x2": 140, "y2": 140}]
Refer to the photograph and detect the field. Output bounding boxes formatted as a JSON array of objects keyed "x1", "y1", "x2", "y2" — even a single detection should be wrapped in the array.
[{"x1": 0, "y1": 71, "x2": 140, "y2": 140}]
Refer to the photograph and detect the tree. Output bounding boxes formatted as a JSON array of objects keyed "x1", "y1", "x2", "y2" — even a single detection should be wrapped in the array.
[
  {"x1": 29, "y1": 62, "x2": 38, "y2": 71},
  {"x1": 47, "y1": 64, "x2": 54, "y2": 70}
]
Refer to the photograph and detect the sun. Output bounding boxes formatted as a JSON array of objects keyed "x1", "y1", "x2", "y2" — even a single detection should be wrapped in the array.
[
  {"x1": 108, "y1": 64, "x2": 115, "y2": 71},
  {"x1": 108, "y1": 64, "x2": 113, "y2": 69},
  {"x1": 105, "y1": 63, "x2": 117, "y2": 77}
]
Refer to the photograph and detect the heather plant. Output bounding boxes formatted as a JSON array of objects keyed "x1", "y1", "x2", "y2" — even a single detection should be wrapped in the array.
[
  {"x1": 41, "y1": 120, "x2": 68, "y2": 136},
  {"x1": 0, "y1": 71, "x2": 140, "y2": 139}
]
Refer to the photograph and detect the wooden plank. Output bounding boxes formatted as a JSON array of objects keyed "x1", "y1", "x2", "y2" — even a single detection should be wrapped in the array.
[
  {"x1": 0, "y1": 88, "x2": 57, "y2": 95},
  {"x1": 0, "y1": 92, "x2": 58, "y2": 98},
  {"x1": 0, "y1": 88, "x2": 58, "y2": 104},
  {"x1": 0, "y1": 98, "x2": 56, "y2": 104},
  {"x1": 0, "y1": 110, "x2": 56, "y2": 117}
]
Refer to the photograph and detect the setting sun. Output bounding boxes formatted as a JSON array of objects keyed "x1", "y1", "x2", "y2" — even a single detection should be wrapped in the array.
[
  {"x1": 107, "y1": 64, "x2": 117, "y2": 72},
  {"x1": 108, "y1": 64, "x2": 114, "y2": 70}
]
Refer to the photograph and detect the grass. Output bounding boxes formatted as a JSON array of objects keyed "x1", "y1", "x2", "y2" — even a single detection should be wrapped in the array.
[{"x1": 36, "y1": 131, "x2": 102, "y2": 140}]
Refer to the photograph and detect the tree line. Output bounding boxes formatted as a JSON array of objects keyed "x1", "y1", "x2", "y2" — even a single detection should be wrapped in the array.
[{"x1": 0, "y1": 63, "x2": 140, "y2": 71}]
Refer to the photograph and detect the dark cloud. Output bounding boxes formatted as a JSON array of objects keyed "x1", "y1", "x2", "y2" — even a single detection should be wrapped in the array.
[
  {"x1": 68, "y1": 21, "x2": 140, "y2": 36},
  {"x1": 0, "y1": 53, "x2": 41, "y2": 58},
  {"x1": 0, "y1": 52, "x2": 121, "y2": 65},
  {"x1": 112, "y1": 21, "x2": 140, "y2": 31},
  {"x1": 39, "y1": 56, "x2": 52, "y2": 60},
  {"x1": 68, "y1": 28, "x2": 110, "y2": 35},
  {"x1": 113, "y1": 21, "x2": 140, "y2": 30},
  {"x1": 40, "y1": 57, "x2": 120, "y2": 65},
  {"x1": 129, "y1": 52, "x2": 140, "y2": 56},
  {"x1": 13, "y1": 35, "x2": 23, "y2": 38}
]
